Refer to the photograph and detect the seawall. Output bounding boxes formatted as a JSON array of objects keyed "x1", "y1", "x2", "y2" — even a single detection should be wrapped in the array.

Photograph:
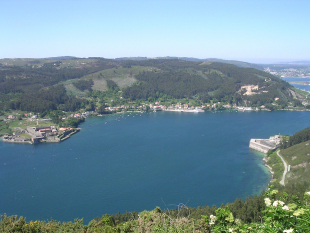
[{"x1": 249, "y1": 139, "x2": 272, "y2": 153}]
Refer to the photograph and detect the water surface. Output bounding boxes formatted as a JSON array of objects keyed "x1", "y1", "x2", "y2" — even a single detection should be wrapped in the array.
[
  {"x1": 1, "y1": 111, "x2": 309, "y2": 223},
  {"x1": 282, "y1": 77, "x2": 310, "y2": 92}
]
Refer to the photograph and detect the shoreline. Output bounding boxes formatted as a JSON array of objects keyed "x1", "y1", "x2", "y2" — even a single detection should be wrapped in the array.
[
  {"x1": 263, "y1": 157, "x2": 274, "y2": 176},
  {"x1": 2, "y1": 109, "x2": 309, "y2": 146},
  {"x1": 1, "y1": 110, "x2": 309, "y2": 222},
  {"x1": 249, "y1": 149, "x2": 274, "y2": 186},
  {"x1": 1, "y1": 128, "x2": 80, "y2": 145}
]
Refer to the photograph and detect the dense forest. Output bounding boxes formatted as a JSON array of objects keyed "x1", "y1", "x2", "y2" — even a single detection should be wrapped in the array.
[
  {"x1": 281, "y1": 126, "x2": 310, "y2": 149},
  {"x1": 73, "y1": 79, "x2": 94, "y2": 92},
  {"x1": 122, "y1": 61, "x2": 293, "y2": 107}
]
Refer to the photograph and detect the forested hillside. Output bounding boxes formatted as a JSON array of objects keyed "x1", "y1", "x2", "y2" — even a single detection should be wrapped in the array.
[
  {"x1": 281, "y1": 126, "x2": 310, "y2": 149},
  {"x1": 0, "y1": 57, "x2": 304, "y2": 115}
]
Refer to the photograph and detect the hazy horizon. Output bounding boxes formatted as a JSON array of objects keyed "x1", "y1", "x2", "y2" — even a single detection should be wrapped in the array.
[{"x1": 1, "y1": 55, "x2": 309, "y2": 65}]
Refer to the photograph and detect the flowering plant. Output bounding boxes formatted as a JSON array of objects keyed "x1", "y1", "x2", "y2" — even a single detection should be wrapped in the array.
[{"x1": 203, "y1": 186, "x2": 310, "y2": 233}]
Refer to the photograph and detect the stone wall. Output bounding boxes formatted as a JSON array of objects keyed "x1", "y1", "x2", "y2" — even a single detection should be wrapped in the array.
[{"x1": 249, "y1": 139, "x2": 276, "y2": 153}]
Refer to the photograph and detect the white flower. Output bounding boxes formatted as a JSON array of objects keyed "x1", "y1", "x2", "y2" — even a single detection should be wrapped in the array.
[
  {"x1": 282, "y1": 205, "x2": 289, "y2": 211},
  {"x1": 264, "y1": 198, "x2": 271, "y2": 207},
  {"x1": 229, "y1": 228, "x2": 234, "y2": 232},
  {"x1": 305, "y1": 191, "x2": 310, "y2": 196},
  {"x1": 235, "y1": 218, "x2": 242, "y2": 226},
  {"x1": 283, "y1": 229, "x2": 293, "y2": 233},
  {"x1": 273, "y1": 200, "x2": 285, "y2": 207},
  {"x1": 209, "y1": 215, "x2": 216, "y2": 225}
]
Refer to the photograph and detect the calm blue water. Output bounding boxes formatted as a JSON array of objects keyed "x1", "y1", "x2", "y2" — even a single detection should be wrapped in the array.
[
  {"x1": 282, "y1": 77, "x2": 310, "y2": 92},
  {"x1": 1, "y1": 111, "x2": 310, "y2": 223}
]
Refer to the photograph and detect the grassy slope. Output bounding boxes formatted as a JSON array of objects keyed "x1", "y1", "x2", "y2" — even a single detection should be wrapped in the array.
[
  {"x1": 292, "y1": 87, "x2": 310, "y2": 98},
  {"x1": 82, "y1": 66, "x2": 155, "y2": 91},
  {"x1": 0, "y1": 120, "x2": 12, "y2": 135},
  {"x1": 281, "y1": 140, "x2": 310, "y2": 185},
  {"x1": 266, "y1": 150, "x2": 284, "y2": 184},
  {"x1": 266, "y1": 140, "x2": 310, "y2": 187},
  {"x1": 59, "y1": 79, "x2": 88, "y2": 97},
  {"x1": 59, "y1": 65, "x2": 153, "y2": 95}
]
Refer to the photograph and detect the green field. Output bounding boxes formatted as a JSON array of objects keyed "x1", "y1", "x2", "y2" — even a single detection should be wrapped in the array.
[
  {"x1": 18, "y1": 133, "x2": 32, "y2": 138},
  {"x1": 0, "y1": 118, "x2": 55, "y2": 136},
  {"x1": 63, "y1": 82, "x2": 88, "y2": 97},
  {"x1": 9, "y1": 119, "x2": 54, "y2": 130},
  {"x1": 0, "y1": 121, "x2": 12, "y2": 136}
]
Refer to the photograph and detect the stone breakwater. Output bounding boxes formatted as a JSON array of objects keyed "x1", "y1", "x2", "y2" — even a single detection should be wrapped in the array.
[
  {"x1": 2, "y1": 136, "x2": 31, "y2": 144},
  {"x1": 249, "y1": 135, "x2": 281, "y2": 154}
]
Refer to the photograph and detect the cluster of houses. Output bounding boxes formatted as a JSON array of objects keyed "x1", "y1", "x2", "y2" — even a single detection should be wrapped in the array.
[
  {"x1": 3, "y1": 111, "x2": 91, "y2": 122},
  {"x1": 102, "y1": 102, "x2": 267, "y2": 112},
  {"x1": 59, "y1": 111, "x2": 91, "y2": 120},
  {"x1": 3, "y1": 113, "x2": 42, "y2": 121},
  {"x1": 103, "y1": 103, "x2": 205, "y2": 112},
  {"x1": 101, "y1": 102, "x2": 267, "y2": 112}
]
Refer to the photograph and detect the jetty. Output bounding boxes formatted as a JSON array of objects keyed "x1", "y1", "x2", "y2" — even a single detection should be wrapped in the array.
[{"x1": 249, "y1": 135, "x2": 281, "y2": 153}]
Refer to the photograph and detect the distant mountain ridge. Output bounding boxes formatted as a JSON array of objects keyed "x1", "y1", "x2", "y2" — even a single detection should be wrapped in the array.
[
  {"x1": 113, "y1": 56, "x2": 263, "y2": 69},
  {"x1": 43, "y1": 56, "x2": 81, "y2": 60},
  {"x1": 3, "y1": 56, "x2": 307, "y2": 69},
  {"x1": 1, "y1": 56, "x2": 261, "y2": 69}
]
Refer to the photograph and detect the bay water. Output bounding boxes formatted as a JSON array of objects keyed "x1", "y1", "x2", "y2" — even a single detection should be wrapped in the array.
[
  {"x1": 1, "y1": 111, "x2": 310, "y2": 223},
  {"x1": 282, "y1": 77, "x2": 310, "y2": 92}
]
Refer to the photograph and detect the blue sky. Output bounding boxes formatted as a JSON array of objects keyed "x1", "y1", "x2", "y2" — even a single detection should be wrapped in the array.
[{"x1": 1, "y1": 0, "x2": 309, "y2": 63}]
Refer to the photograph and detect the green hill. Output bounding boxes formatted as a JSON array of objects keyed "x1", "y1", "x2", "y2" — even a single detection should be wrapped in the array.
[
  {"x1": 281, "y1": 140, "x2": 310, "y2": 185},
  {"x1": 266, "y1": 126, "x2": 310, "y2": 188},
  {"x1": 0, "y1": 57, "x2": 307, "y2": 115}
]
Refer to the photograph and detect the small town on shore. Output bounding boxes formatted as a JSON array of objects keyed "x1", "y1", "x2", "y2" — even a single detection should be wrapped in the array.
[{"x1": 1, "y1": 98, "x2": 309, "y2": 145}]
